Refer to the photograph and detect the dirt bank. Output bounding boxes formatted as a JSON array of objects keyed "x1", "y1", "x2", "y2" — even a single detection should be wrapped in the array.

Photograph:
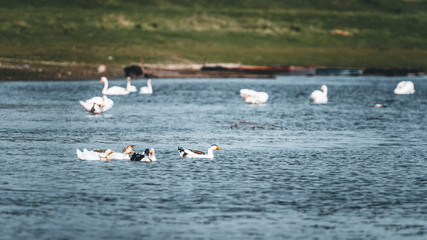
[{"x1": 0, "y1": 58, "x2": 424, "y2": 81}]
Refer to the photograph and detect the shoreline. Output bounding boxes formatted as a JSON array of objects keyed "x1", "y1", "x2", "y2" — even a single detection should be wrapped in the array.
[{"x1": 0, "y1": 60, "x2": 424, "y2": 81}]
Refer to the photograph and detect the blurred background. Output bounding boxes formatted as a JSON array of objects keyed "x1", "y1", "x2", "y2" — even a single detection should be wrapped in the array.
[{"x1": 0, "y1": 0, "x2": 426, "y2": 79}]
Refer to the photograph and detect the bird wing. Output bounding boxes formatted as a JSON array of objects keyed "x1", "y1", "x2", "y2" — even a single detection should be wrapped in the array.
[{"x1": 188, "y1": 149, "x2": 205, "y2": 155}]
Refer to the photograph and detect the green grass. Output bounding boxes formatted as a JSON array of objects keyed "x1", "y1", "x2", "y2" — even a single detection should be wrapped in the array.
[{"x1": 1, "y1": 0, "x2": 427, "y2": 68}]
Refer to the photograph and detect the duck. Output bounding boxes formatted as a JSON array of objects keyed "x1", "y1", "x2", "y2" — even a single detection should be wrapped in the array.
[
  {"x1": 140, "y1": 79, "x2": 153, "y2": 94},
  {"x1": 178, "y1": 144, "x2": 222, "y2": 159},
  {"x1": 126, "y1": 77, "x2": 137, "y2": 92},
  {"x1": 80, "y1": 95, "x2": 114, "y2": 113},
  {"x1": 394, "y1": 81, "x2": 415, "y2": 94},
  {"x1": 239, "y1": 89, "x2": 269, "y2": 104},
  {"x1": 310, "y1": 85, "x2": 328, "y2": 104},
  {"x1": 76, "y1": 148, "x2": 115, "y2": 161},
  {"x1": 148, "y1": 148, "x2": 157, "y2": 162},
  {"x1": 130, "y1": 151, "x2": 145, "y2": 161},
  {"x1": 130, "y1": 148, "x2": 155, "y2": 162},
  {"x1": 100, "y1": 76, "x2": 130, "y2": 95},
  {"x1": 140, "y1": 149, "x2": 152, "y2": 162},
  {"x1": 92, "y1": 145, "x2": 136, "y2": 160},
  {"x1": 372, "y1": 104, "x2": 387, "y2": 108}
]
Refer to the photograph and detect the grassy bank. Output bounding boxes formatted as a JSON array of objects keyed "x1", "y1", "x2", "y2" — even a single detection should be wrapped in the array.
[{"x1": 1, "y1": 0, "x2": 427, "y2": 71}]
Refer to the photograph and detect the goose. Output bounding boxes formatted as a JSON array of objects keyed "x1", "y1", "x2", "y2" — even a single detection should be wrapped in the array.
[
  {"x1": 80, "y1": 95, "x2": 114, "y2": 113},
  {"x1": 100, "y1": 76, "x2": 130, "y2": 95},
  {"x1": 394, "y1": 81, "x2": 415, "y2": 94},
  {"x1": 126, "y1": 77, "x2": 137, "y2": 92},
  {"x1": 240, "y1": 89, "x2": 269, "y2": 104},
  {"x1": 140, "y1": 79, "x2": 153, "y2": 94},
  {"x1": 310, "y1": 85, "x2": 328, "y2": 104},
  {"x1": 130, "y1": 149, "x2": 153, "y2": 162},
  {"x1": 178, "y1": 144, "x2": 222, "y2": 159},
  {"x1": 76, "y1": 148, "x2": 115, "y2": 161},
  {"x1": 92, "y1": 145, "x2": 136, "y2": 160}
]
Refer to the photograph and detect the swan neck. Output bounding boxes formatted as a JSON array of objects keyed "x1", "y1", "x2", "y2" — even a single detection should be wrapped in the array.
[{"x1": 102, "y1": 80, "x2": 108, "y2": 92}]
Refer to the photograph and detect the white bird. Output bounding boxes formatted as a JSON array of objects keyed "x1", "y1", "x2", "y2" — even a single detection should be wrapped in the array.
[
  {"x1": 80, "y1": 95, "x2": 114, "y2": 113},
  {"x1": 148, "y1": 148, "x2": 157, "y2": 162},
  {"x1": 140, "y1": 79, "x2": 153, "y2": 94},
  {"x1": 394, "y1": 81, "x2": 415, "y2": 94},
  {"x1": 126, "y1": 77, "x2": 137, "y2": 92},
  {"x1": 178, "y1": 144, "x2": 222, "y2": 159},
  {"x1": 310, "y1": 85, "x2": 328, "y2": 104},
  {"x1": 92, "y1": 145, "x2": 136, "y2": 160},
  {"x1": 100, "y1": 76, "x2": 130, "y2": 95},
  {"x1": 240, "y1": 89, "x2": 269, "y2": 104},
  {"x1": 79, "y1": 102, "x2": 102, "y2": 114},
  {"x1": 76, "y1": 148, "x2": 115, "y2": 161}
]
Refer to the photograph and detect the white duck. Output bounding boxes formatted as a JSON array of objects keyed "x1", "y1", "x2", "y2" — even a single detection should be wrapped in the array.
[
  {"x1": 148, "y1": 148, "x2": 157, "y2": 162},
  {"x1": 394, "y1": 81, "x2": 415, "y2": 94},
  {"x1": 100, "y1": 76, "x2": 130, "y2": 95},
  {"x1": 80, "y1": 95, "x2": 114, "y2": 113},
  {"x1": 76, "y1": 148, "x2": 115, "y2": 161},
  {"x1": 310, "y1": 85, "x2": 328, "y2": 104},
  {"x1": 92, "y1": 145, "x2": 136, "y2": 160},
  {"x1": 140, "y1": 79, "x2": 153, "y2": 94},
  {"x1": 240, "y1": 89, "x2": 269, "y2": 104},
  {"x1": 178, "y1": 144, "x2": 222, "y2": 159},
  {"x1": 126, "y1": 77, "x2": 137, "y2": 92}
]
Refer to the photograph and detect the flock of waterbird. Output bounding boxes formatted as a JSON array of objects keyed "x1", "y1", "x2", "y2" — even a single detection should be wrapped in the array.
[
  {"x1": 77, "y1": 76, "x2": 223, "y2": 161},
  {"x1": 76, "y1": 145, "x2": 157, "y2": 161},
  {"x1": 79, "y1": 76, "x2": 153, "y2": 114},
  {"x1": 77, "y1": 77, "x2": 415, "y2": 161}
]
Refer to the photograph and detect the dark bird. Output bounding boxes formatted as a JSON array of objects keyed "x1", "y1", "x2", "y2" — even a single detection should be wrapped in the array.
[{"x1": 124, "y1": 65, "x2": 143, "y2": 78}]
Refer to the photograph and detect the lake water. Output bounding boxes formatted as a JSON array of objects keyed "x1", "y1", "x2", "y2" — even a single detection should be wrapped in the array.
[{"x1": 0, "y1": 76, "x2": 426, "y2": 239}]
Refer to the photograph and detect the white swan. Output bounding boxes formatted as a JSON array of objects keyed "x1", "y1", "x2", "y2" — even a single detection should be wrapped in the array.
[
  {"x1": 310, "y1": 85, "x2": 328, "y2": 104},
  {"x1": 92, "y1": 145, "x2": 135, "y2": 160},
  {"x1": 140, "y1": 79, "x2": 153, "y2": 94},
  {"x1": 80, "y1": 95, "x2": 114, "y2": 113},
  {"x1": 240, "y1": 89, "x2": 269, "y2": 104},
  {"x1": 178, "y1": 144, "x2": 222, "y2": 159},
  {"x1": 394, "y1": 81, "x2": 415, "y2": 94},
  {"x1": 100, "y1": 76, "x2": 130, "y2": 95},
  {"x1": 76, "y1": 148, "x2": 115, "y2": 161},
  {"x1": 126, "y1": 77, "x2": 137, "y2": 92},
  {"x1": 79, "y1": 102, "x2": 102, "y2": 114}
]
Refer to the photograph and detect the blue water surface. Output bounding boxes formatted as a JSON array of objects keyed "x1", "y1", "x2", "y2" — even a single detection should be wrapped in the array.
[{"x1": 0, "y1": 76, "x2": 426, "y2": 239}]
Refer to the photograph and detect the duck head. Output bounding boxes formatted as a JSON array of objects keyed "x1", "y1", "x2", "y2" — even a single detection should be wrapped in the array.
[
  {"x1": 122, "y1": 145, "x2": 136, "y2": 154},
  {"x1": 210, "y1": 144, "x2": 222, "y2": 151}
]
